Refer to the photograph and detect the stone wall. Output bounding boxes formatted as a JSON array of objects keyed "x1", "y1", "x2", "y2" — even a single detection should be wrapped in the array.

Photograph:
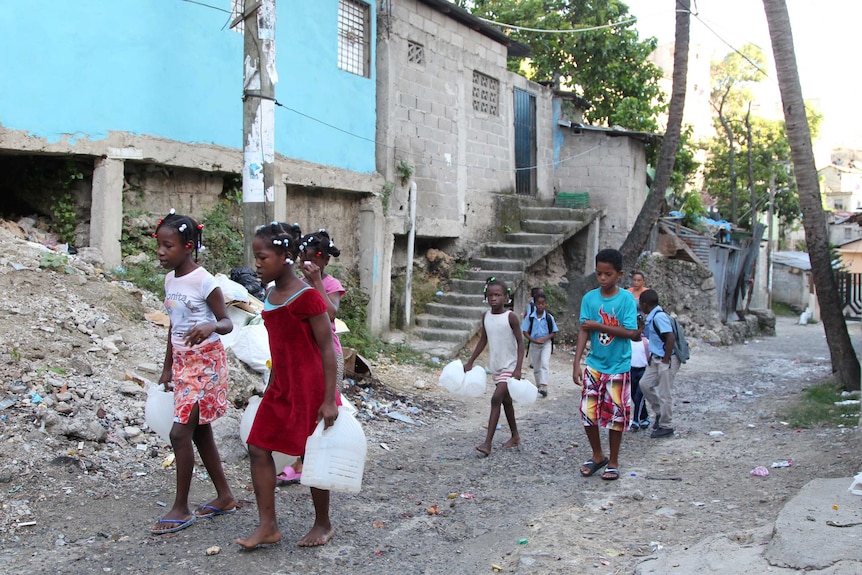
[{"x1": 636, "y1": 253, "x2": 767, "y2": 345}]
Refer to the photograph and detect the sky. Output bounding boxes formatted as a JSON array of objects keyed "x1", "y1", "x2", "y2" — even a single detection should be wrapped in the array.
[{"x1": 623, "y1": 0, "x2": 862, "y2": 164}]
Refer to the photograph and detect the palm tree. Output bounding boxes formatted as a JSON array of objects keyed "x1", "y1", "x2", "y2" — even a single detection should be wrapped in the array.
[
  {"x1": 620, "y1": 0, "x2": 690, "y2": 273},
  {"x1": 762, "y1": 0, "x2": 860, "y2": 390}
]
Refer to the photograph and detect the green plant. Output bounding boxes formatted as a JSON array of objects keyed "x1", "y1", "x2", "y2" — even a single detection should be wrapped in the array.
[
  {"x1": 198, "y1": 194, "x2": 244, "y2": 274},
  {"x1": 541, "y1": 282, "x2": 568, "y2": 317},
  {"x1": 112, "y1": 260, "x2": 166, "y2": 299},
  {"x1": 396, "y1": 160, "x2": 414, "y2": 185},
  {"x1": 452, "y1": 260, "x2": 470, "y2": 279},
  {"x1": 502, "y1": 224, "x2": 512, "y2": 234},
  {"x1": 381, "y1": 181, "x2": 395, "y2": 215},
  {"x1": 39, "y1": 252, "x2": 75, "y2": 274},
  {"x1": 336, "y1": 272, "x2": 381, "y2": 358},
  {"x1": 783, "y1": 382, "x2": 860, "y2": 428},
  {"x1": 770, "y1": 301, "x2": 798, "y2": 317}
]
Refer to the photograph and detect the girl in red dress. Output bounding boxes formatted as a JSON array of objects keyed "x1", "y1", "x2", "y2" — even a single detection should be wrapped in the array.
[{"x1": 237, "y1": 222, "x2": 339, "y2": 549}]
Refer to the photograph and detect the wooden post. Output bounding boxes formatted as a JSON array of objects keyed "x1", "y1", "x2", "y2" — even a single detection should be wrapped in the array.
[
  {"x1": 767, "y1": 168, "x2": 776, "y2": 308},
  {"x1": 240, "y1": 0, "x2": 276, "y2": 265}
]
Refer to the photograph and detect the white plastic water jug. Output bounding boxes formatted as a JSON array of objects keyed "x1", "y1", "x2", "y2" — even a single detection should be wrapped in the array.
[
  {"x1": 507, "y1": 377, "x2": 538, "y2": 404},
  {"x1": 145, "y1": 384, "x2": 175, "y2": 444},
  {"x1": 239, "y1": 395, "x2": 296, "y2": 471},
  {"x1": 439, "y1": 360, "x2": 465, "y2": 394},
  {"x1": 461, "y1": 366, "x2": 487, "y2": 397},
  {"x1": 301, "y1": 406, "x2": 367, "y2": 494}
]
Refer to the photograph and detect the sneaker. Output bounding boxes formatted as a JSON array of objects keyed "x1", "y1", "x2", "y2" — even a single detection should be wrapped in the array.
[
  {"x1": 630, "y1": 421, "x2": 640, "y2": 432},
  {"x1": 650, "y1": 427, "x2": 674, "y2": 438},
  {"x1": 652, "y1": 415, "x2": 661, "y2": 430},
  {"x1": 538, "y1": 385, "x2": 548, "y2": 397},
  {"x1": 639, "y1": 418, "x2": 650, "y2": 429}
]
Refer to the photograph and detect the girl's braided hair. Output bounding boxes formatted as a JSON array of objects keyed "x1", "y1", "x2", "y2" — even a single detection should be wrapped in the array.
[
  {"x1": 255, "y1": 221, "x2": 303, "y2": 264},
  {"x1": 154, "y1": 209, "x2": 204, "y2": 262},
  {"x1": 300, "y1": 228, "x2": 341, "y2": 258}
]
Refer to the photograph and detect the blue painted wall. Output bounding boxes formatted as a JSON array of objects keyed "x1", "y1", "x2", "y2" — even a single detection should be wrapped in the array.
[{"x1": 0, "y1": 0, "x2": 376, "y2": 174}]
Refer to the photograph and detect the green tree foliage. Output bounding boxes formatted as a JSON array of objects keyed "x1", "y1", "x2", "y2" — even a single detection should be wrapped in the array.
[
  {"x1": 461, "y1": 0, "x2": 665, "y2": 132},
  {"x1": 703, "y1": 106, "x2": 822, "y2": 230}
]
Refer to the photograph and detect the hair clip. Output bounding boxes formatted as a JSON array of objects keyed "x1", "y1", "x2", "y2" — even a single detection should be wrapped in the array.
[
  {"x1": 169, "y1": 208, "x2": 176, "y2": 215},
  {"x1": 197, "y1": 224, "x2": 204, "y2": 230},
  {"x1": 178, "y1": 223, "x2": 188, "y2": 232},
  {"x1": 319, "y1": 228, "x2": 326, "y2": 233},
  {"x1": 272, "y1": 239, "x2": 283, "y2": 246},
  {"x1": 285, "y1": 257, "x2": 294, "y2": 265}
]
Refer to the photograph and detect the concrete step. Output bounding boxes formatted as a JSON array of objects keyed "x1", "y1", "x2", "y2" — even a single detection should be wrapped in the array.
[
  {"x1": 504, "y1": 232, "x2": 560, "y2": 245},
  {"x1": 470, "y1": 257, "x2": 525, "y2": 272},
  {"x1": 415, "y1": 314, "x2": 479, "y2": 330},
  {"x1": 484, "y1": 243, "x2": 543, "y2": 260},
  {"x1": 448, "y1": 278, "x2": 487, "y2": 293},
  {"x1": 463, "y1": 269, "x2": 522, "y2": 283},
  {"x1": 425, "y1": 302, "x2": 486, "y2": 319},
  {"x1": 412, "y1": 327, "x2": 472, "y2": 342},
  {"x1": 521, "y1": 219, "x2": 584, "y2": 234},
  {"x1": 520, "y1": 206, "x2": 582, "y2": 220},
  {"x1": 436, "y1": 292, "x2": 485, "y2": 306}
]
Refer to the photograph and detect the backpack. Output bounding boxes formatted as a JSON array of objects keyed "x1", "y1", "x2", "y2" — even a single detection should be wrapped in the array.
[
  {"x1": 651, "y1": 311, "x2": 690, "y2": 363},
  {"x1": 526, "y1": 312, "x2": 556, "y2": 354}
]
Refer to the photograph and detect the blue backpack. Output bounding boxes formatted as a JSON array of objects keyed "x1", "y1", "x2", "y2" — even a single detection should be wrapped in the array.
[{"x1": 652, "y1": 311, "x2": 690, "y2": 363}]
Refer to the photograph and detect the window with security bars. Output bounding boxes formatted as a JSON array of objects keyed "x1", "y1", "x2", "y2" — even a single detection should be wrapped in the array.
[
  {"x1": 472, "y1": 71, "x2": 499, "y2": 116},
  {"x1": 230, "y1": 0, "x2": 244, "y2": 34},
  {"x1": 408, "y1": 41, "x2": 425, "y2": 65},
  {"x1": 338, "y1": 0, "x2": 370, "y2": 77}
]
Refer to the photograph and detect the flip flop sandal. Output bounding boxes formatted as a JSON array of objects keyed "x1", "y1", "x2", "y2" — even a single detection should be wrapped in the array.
[
  {"x1": 580, "y1": 457, "x2": 609, "y2": 477},
  {"x1": 195, "y1": 504, "x2": 238, "y2": 519},
  {"x1": 601, "y1": 467, "x2": 620, "y2": 481},
  {"x1": 150, "y1": 515, "x2": 196, "y2": 535}
]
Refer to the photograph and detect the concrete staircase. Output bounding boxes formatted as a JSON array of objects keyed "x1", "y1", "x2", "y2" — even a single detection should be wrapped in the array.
[{"x1": 410, "y1": 205, "x2": 600, "y2": 358}]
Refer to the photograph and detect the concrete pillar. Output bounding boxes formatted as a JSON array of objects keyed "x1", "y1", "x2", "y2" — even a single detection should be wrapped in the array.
[
  {"x1": 584, "y1": 215, "x2": 601, "y2": 275},
  {"x1": 359, "y1": 197, "x2": 390, "y2": 337},
  {"x1": 89, "y1": 157, "x2": 124, "y2": 269}
]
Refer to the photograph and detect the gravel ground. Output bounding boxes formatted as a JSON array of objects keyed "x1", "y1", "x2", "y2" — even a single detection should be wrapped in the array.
[{"x1": 0, "y1": 226, "x2": 860, "y2": 574}]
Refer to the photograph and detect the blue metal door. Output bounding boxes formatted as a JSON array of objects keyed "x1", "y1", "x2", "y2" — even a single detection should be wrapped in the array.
[{"x1": 514, "y1": 88, "x2": 536, "y2": 196}]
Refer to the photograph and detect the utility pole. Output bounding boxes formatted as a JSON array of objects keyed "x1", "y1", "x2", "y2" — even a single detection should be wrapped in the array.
[
  {"x1": 237, "y1": 0, "x2": 277, "y2": 265},
  {"x1": 767, "y1": 167, "x2": 776, "y2": 309}
]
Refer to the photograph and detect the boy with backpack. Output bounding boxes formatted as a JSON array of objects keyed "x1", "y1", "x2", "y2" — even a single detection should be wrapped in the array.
[
  {"x1": 521, "y1": 292, "x2": 558, "y2": 397},
  {"x1": 638, "y1": 289, "x2": 686, "y2": 438}
]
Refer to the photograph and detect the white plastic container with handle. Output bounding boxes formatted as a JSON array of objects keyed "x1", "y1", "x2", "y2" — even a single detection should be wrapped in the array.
[
  {"x1": 239, "y1": 395, "x2": 297, "y2": 471},
  {"x1": 144, "y1": 383, "x2": 175, "y2": 444},
  {"x1": 506, "y1": 377, "x2": 538, "y2": 404},
  {"x1": 438, "y1": 359, "x2": 465, "y2": 394},
  {"x1": 461, "y1": 366, "x2": 487, "y2": 398},
  {"x1": 300, "y1": 406, "x2": 367, "y2": 494}
]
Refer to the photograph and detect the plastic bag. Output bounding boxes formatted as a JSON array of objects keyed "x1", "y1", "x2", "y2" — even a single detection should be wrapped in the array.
[
  {"x1": 461, "y1": 366, "x2": 487, "y2": 397},
  {"x1": 439, "y1": 360, "x2": 465, "y2": 394},
  {"x1": 507, "y1": 377, "x2": 538, "y2": 404},
  {"x1": 215, "y1": 273, "x2": 251, "y2": 303},
  {"x1": 230, "y1": 324, "x2": 271, "y2": 373},
  {"x1": 230, "y1": 267, "x2": 265, "y2": 300}
]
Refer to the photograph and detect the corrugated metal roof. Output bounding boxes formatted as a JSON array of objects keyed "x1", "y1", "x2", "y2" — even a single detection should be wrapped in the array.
[{"x1": 773, "y1": 251, "x2": 811, "y2": 270}]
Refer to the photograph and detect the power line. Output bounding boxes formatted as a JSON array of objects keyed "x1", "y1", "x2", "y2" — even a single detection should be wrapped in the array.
[
  {"x1": 178, "y1": 0, "x2": 231, "y2": 14},
  {"x1": 477, "y1": 16, "x2": 637, "y2": 34},
  {"x1": 245, "y1": 93, "x2": 605, "y2": 173}
]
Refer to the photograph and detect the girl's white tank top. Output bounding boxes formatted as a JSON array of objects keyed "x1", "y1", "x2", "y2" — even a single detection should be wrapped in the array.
[{"x1": 484, "y1": 310, "x2": 517, "y2": 374}]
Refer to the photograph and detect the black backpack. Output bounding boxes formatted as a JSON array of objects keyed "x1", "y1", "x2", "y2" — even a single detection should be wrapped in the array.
[{"x1": 526, "y1": 312, "x2": 556, "y2": 354}]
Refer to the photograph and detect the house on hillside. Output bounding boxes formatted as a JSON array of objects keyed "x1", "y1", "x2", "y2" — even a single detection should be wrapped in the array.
[
  {"x1": 0, "y1": 0, "x2": 381, "y2": 283},
  {"x1": 374, "y1": 0, "x2": 652, "y2": 335},
  {"x1": 820, "y1": 162, "x2": 862, "y2": 212}
]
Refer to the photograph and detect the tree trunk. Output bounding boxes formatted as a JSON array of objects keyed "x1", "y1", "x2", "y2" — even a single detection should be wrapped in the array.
[
  {"x1": 618, "y1": 0, "x2": 690, "y2": 275},
  {"x1": 762, "y1": 0, "x2": 860, "y2": 390}
]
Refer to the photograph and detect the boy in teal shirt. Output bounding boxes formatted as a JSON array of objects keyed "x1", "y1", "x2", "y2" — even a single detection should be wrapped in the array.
[{"x1": 573, "y1": 249, "x2": 640, "y2": 480}]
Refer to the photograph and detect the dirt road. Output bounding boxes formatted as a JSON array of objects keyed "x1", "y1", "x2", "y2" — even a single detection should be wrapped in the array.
[{"x1": 1, "y1": 313, "x2": 860, "y2": 574}]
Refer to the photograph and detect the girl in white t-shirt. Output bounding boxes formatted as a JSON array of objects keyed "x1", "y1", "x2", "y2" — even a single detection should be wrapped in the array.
[{"x1": 150, "y1": 210, "x2": 236, "y2": 535}]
